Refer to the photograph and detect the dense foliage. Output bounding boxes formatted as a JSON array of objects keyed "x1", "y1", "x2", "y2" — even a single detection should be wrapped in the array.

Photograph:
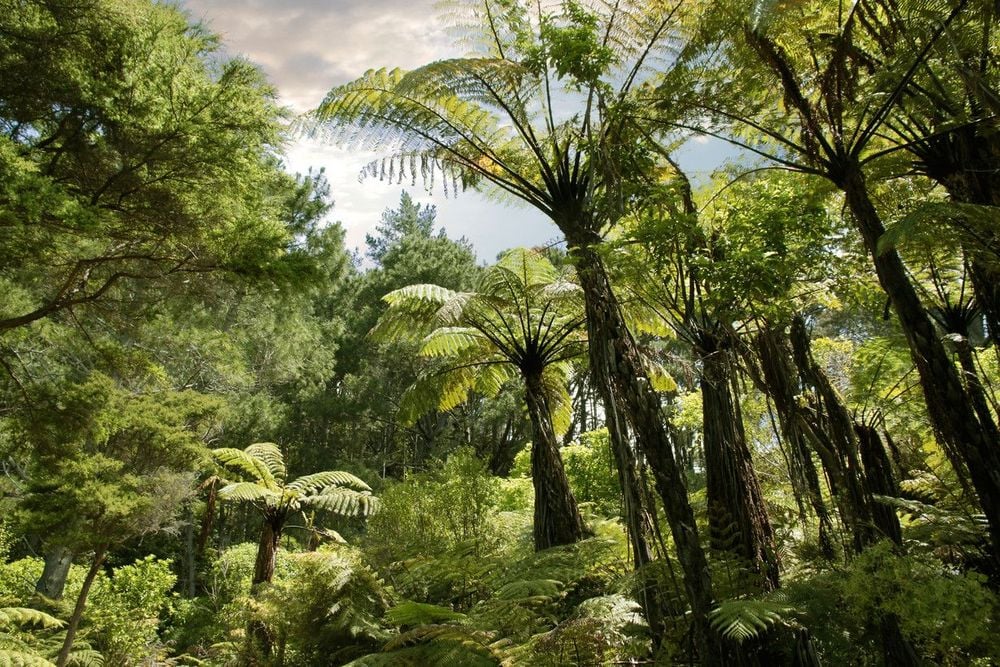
[{"x1": 1, "y1": 0, "x2": 998, "y2": 665}]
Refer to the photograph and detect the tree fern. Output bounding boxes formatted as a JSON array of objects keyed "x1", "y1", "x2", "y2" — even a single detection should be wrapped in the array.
[
  {"x1": 0, "y1": 609, "x2": 62, "y2": 630},
  {"x1": 212, "y1": 444, "x2": 377, "y2": 589},
  {"x1": 708, "y1": 597, "x2": 795, "y2": 643},
  {"x1": 386, "y1": 602, "x2": 467, "y2": 628}
]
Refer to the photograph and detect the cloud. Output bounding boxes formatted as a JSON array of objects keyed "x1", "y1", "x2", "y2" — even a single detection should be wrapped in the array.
[
  {"x1": 180, "y1": 0, "x2": 452, "y2": 111},
  {"x1": 174, "y1": 0, "x2": 557, "y2": 261}
]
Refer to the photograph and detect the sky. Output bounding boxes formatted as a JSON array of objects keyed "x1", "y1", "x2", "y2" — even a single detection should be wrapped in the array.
[{"x1": 177, "y1": 0, "x2": 733, "y2": 262}]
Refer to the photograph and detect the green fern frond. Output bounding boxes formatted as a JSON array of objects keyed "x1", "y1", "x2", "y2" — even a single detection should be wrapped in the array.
[
  {"x1": 243, "y1": 443, "x2": 287, "y2": 482},
  {"x1": 384, "y1": 284, "x2": 459, "y2": 307},
  {"x1": 211, "y1": 448, "x2": 278, "y2": 490},
  {"x1": 217, "y1": 481, "x2": 280, "y2": 506},
  {"x1": 0, "y1": 608, "x2": 63, "y2": 629},
  {"x1": 63, "y1": 649, "x2": 103, "y2": 667},
  {"x1": 494, "y1": 578, "x2": 563, "y2": 600},
  {"x1": 305, "y1": 489, "x2": 380, "y2": 517},
  {"x1": 642, "y1": 357, "x2": 679, "y2": 393},
  {"x1": 419, "y1": 327, "x2": 487, "y2": 358},
  {"x1": 287, "y1": 470, "x2": 372, "y2": 494},
  {"x1": 383, "y1": 624, "x2": 501, "y2": 662},
  {"x1": 709, "y1": 598, "x2": 795, "y2": 643},
  {"x1": 386, "y1": 601, "x2": 467, "y2": 627},
  {"x1": 474, "y1": 363, "x2": 516, "y2": 398},
  {"x1": 493, "y1": 247, "x2": 558, "y2": 289},
  {"x1": 0, "y1": 650, "x2": 58, "y2": 667}
]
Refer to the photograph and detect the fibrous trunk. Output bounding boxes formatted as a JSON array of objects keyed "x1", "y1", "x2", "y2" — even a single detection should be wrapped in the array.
[
  {"x1": 699, "y1": 333, "x2": 779, "y2": 590},
  {"x1": 605, "y1": 391, "x2": 668, "y2": 646},
  {"x1": 570, "y1": 242, "x2": 721, "y2": 665},
  {"x1": 524, "y1": 370, "x2": 587, "y2": 551},
  {"x1": 754, "y1": 327, "x2": 836, "y2": 558},
  {"x1": 841, "y1": 164, "x2": 1000, "y2": 564}
]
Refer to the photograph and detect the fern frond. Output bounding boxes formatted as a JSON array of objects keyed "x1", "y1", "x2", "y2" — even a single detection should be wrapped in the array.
[
  {"x1": 709, "y1": 598, "x2": 795, "y2": 643},
  {"x1": 0, "y1": 650, "x2": 58, "y2": 667},
  {"x1": 63, "y1": 649, "x2": 103, "y2": 667},
  {"x1": 211, "y1": 448, "x2": 277, "y2": 490},
  {"x1": 217, "y1": 482, "x2": 280, "y2": 506},
  {"x1": 0, "y1": 608, "x2": 63, "y2": 629},
  {"x1": 494, "y1": 578, "x2": 563, "y2": 600},
  {"x1": 641, "y1": 357, "x2": 679, "y2": 393},
  {"x1": 384, "y1": 284, "x2": 459, "y2": 307},
  {"x1": 386, "y1": 601, "x2": 467, "y2": 627},
  {"x1": 419, "y1": 328, "x2": 487, "y2": 358},
  {"x1": 474, "y1": 363, "x2": 516, "y2": 398},
  {"x1": 287, "y1": 470, "x2": 372, "y2": 494},
  {"x1": 243, "y1": 443, "x2": 287, "y2": 482},
  {"x1": 304, "y1": 489, "x2": 379, "y2": 518}
]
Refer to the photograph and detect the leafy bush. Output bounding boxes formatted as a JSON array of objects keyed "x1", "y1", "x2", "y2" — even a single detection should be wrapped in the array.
[
  {"x1": 87, "y1": 556, "x2": 177, "y2": 665},
  {"x1": 255, "y1": 548, "x2": 392, "y2": 666}
]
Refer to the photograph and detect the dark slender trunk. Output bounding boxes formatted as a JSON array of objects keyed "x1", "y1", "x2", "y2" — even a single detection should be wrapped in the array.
[
  {"x1": 790, "y1": 319, "x2": 920, "y2": 664},
  {"x1": 35, "y1": 546, "x2": 73, "y2": 599},
  {"x1": 570, "y1": 242, "x2": 721, "y2": 665},
  {"x1": 954, "y1": 339, "x2": 1000, "y2": 445},
  {"x1": 55, "y1": 544, "x2": 106, "y2": 667},
  {"x1": 486, "y1": 416, "x2": 525, "y2": 477},
  {"x1": 524, "y1": 370, "x2": 587, "y2": 551},
  {"x1": 699, "y1": 334, "x2": 780, "y2": 590},
  {"x1": 790, "y1": 316, "x2": 877, "y2": 551},
  {"x1": 196, "y1": 478, "x2": 217, "y2": 557},
  {"x1": 924, "y1": 128, "x2": 1000, "y2": 339},
  {"x1": 605, "y1": 393, "x2": 667, "y2": 647},
  {"x1": 249, "y1": 513, "x2": 285, "y2": 661},
  {"x1": 856, "y1": 424, "x2": 903, "y2": 544},
  {"x1": 841, "y1": 164, "x2": 1000, "y2": 564},
  {"x1": 755, "y1": 327, "x2": 836, "y2": 558},
  {"x1": 185, "y1": 506, "x2": 196, "y2": 598}
]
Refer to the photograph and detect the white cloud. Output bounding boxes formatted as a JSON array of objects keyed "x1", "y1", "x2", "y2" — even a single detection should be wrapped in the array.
[{"x1": 178, "y1": 0, "x2": 555, "y2": 260}]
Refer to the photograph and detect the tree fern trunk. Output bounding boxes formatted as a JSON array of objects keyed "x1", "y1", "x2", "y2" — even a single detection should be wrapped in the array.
[
  {"x1": 605, "y1": 393, "x2": 668, "y2": 647},
  {"x1": 699, "y1": 332, "x2": 780, "y2": 590},
  {"x1": 569, "y1": 242, "x2": 722, "y2": 665},
  {"x1": 841, "y1": 164, "x2": 1000, "y2": 565},
  {"x1": 754, "y1": 327, "x2": 836, "y2": 559},
  {"x1": 253, "y1": 514, "x2": 284, "y2": 587},
  {"x1": 524, "y1": 370, "x2": 587, "y2": 551}
]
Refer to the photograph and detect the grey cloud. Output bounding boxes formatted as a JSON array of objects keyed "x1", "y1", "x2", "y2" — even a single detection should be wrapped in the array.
[{"x1": 180, "y1": 0, "x2": 450, "y2": 110}]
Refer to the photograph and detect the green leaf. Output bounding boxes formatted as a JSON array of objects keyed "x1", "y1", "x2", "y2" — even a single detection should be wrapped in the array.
[
  {"x1": 287, "y1": 470, "x2": 372, "y2": 494},
  {"x1": 386, "y1": 601, "x2": 467, "y2": 627},
  {"x1": 709, "y1": 598, "x2": 794, "y2": 643},
  {"x1": 0, "y1": 608, "x2": 64, "y2": 629}
]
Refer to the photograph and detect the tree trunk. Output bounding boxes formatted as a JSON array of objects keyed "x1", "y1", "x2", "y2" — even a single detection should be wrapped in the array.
[
  {"x1": 35, "y1": 546, "x2": 73, "y2": 599},
  {"x1": 841, "y1": 164, "x2": 1000, "y2": 564},
  {"x1": 605, "y1": 391, "x2": 668, "y2": 647},
  {"x1": 524, "y1": 370, "x2": 588, "y2": 551},
  {"x1": 789, "y1": 315, "x2": 877, "y2": 552},
  {"x1": 699, "y1": 333, "x2": 780, "y2": 590},
  {"x1": 569, "y1": 241, "x2": 722, "y2": 665},
  {"x1": 754, "y1": 327, "x2": 836, "y2": 558},
  {"x1": 252, "y1": 514, "x2": 284, "y2": 588},
  {"x1": 856, "y1": 424, "x2": 903, "y2": 545},
  {"x1": 55, "y1": 544, "x2": 106, "y2": 667}
]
